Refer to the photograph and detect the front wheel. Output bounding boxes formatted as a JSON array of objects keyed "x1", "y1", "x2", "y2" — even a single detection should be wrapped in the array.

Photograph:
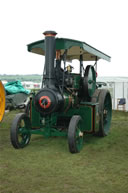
[
  {"x1": 68, "y1": 115, "x2": 83, "y2": 153},
  {"x1": 10, "y1": 113, "x2": 31, "y2": 149}
]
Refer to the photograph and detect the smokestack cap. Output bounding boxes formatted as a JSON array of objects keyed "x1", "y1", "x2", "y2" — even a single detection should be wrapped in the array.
[{"x1": 43, "y1": 31, "x2": 57, "y2": 36}]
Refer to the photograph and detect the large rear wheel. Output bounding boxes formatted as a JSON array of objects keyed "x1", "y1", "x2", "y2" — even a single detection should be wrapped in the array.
[
  {"x1": 68, "y1": 115, "x2": 83, "y2": 153},
  {"x1": 98, "y1": 89, "x2": 112, "y2": 136},
  {"x1": 91, "y1": 89, "x2": 112, "y2": 136},
  {"x1": 10, "y1": 113, "x2": 31, "y2": 149}
]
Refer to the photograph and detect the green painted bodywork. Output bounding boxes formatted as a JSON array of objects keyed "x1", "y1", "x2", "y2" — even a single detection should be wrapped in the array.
[
  {"x1": 27, "y1": 38, "x2": 111, "y2": 62},
  {"x1": 29, "y1": 96, "x2": 97, "y2": 138},
  {"x1": 73, "y1": 74, "x2": 81, "y2": 89}
]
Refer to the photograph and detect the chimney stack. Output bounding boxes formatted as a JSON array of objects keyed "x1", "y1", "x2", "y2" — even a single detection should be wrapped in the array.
[{"x1": 43, "y1": 31, "x2": 57, "y2": 88}]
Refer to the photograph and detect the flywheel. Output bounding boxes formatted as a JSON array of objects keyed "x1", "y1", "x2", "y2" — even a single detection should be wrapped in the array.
[{"x1": 83, "y1": 65, "x2": 96, "y2": 99}]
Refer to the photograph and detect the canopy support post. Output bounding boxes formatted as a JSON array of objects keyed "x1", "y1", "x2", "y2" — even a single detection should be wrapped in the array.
[
  {"x1": 94, "y1": 56, "x2": 98, "y2": 73},
  {"x1": 80, "y1": 55, "x2": 83, "y2": 76}
]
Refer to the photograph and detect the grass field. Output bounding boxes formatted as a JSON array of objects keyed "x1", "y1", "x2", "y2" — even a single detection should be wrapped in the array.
[{"x1": 0, "y1": 110, "x2": 128, "y2": 193}]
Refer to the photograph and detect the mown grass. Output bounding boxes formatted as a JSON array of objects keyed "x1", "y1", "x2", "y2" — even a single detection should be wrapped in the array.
[{"x1": 0, "y1": 110, "x2": 128, "y2": 193}]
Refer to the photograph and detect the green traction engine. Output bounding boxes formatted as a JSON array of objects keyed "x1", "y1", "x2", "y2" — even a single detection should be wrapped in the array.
[{"x1": 10, "y1": 31, "x2": 112, "y2": 153}]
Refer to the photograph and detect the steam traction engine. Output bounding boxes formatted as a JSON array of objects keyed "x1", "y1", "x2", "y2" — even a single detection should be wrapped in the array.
[{"x1": 10, "y1": 31, "x2": 112, "y2": 153}]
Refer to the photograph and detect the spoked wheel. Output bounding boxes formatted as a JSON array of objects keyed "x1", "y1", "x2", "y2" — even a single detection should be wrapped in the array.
[
  {"x1": 10, "y1": 113, "x2": 31, "y2": 149},
  {"x1": 98, "y1": 90, "x2": 112, "y2": 136},
  {"x1": 68, "y1": 115, "x2": 83, "y2": 153}
]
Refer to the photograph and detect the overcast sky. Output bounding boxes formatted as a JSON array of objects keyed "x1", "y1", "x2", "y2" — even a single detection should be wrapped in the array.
[{"x1": 0, "y1": 0, "x2": 128, "y2": 76}]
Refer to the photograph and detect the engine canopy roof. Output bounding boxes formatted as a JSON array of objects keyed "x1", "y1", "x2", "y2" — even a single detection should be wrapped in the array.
[{"x1": 27, "y1": 38, "x2": 111, "y2": 62}]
